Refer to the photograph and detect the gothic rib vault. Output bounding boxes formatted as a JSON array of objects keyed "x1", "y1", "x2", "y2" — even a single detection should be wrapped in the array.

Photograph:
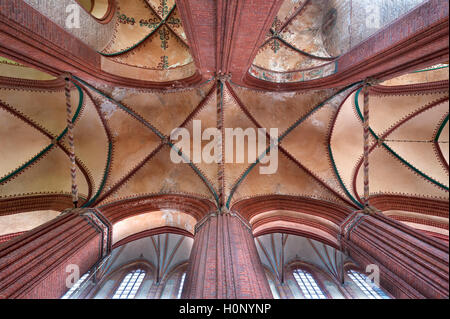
[
  {"x1": 0, "y1": 60, "x2": 448, "y2": 244},
  {"x1": 0, "y1": 0, "x2": 448, "y2": 299}
]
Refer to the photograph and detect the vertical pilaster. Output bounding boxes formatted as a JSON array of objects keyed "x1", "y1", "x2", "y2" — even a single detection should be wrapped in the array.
[{"x1": 182, "y1": 213, "x2": 273, "y2": 299}]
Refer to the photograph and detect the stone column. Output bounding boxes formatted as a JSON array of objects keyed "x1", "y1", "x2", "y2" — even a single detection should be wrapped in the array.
[
  {"x1": 341, "y1": 211, "x2": 449, "y2": 299},
  {"x1": 182, "y1": 213, "x2": 273, "y2": 299},
  {"x1": 0, "y1": 208, "x2": 111, "y2": 299}
]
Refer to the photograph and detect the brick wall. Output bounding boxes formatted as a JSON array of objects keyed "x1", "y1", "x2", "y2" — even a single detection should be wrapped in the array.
[
  {"x1": 182, "y1": 214, "x2": 273, "y2": 299},
  {"x1": 0, "y1": 209, "x2": 103, "y2": 299}
]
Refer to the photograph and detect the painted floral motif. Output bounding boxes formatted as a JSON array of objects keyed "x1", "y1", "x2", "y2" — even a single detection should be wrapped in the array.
[
  {"x1": 159, "y1": 28, "x2": 170, "y2": 50},
  {"x1": 158, "y1": 56, "x2": 169, "y2": 69},
  {"x1": 270, "y1": 39, "x2": 281, "y2": 54},
  {"x1": 103, "y1": 1, "x2": 192, "y2": 71},
  {"x1": 117, "y1": 13, "x2": 135, "y2": 25},
  {"x1": 140, "y1": 17, "x2": 160, "y2": 29},
  {"x1": 167, "y1": 17, "x2": 181, "y2": 28},
  {"x1": 157, "y1": 0, "x2": 169, "y2": 18}
]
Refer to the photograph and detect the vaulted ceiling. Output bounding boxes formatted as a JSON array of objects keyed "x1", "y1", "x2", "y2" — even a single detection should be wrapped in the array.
[
  {"x1": 253, "y1": 0, "x2": 335, "y2": 73},
  {"x1": 0, "y1": 0, "x2": 448, "y2": 246},
  {"x1": 249, "y1": 0, "x2": 427, "y2": 83},
  {"x1": 98, "y1": 0, "x2": 196, "y2": 81},
  {"x1": 0, "y1": 63, "x2": 448, "y2": 240},
  {"x1": 101, "y1": 0, "x2": 192, "y2": 70}
]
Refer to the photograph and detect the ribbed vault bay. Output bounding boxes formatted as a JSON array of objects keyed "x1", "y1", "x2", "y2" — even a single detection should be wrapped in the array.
[
  {"x1": 22, "y1": 0, "x2": 197, "y2": 82},
  {"x1": 0, "y1": 64, "x2": 448, "y2": 241},
  {"x1": 0, "y1": 0, "x2": 448, "y2": 300},
  {"x1": 250, "y1": 0, "x2": 427, "y2": 83}
]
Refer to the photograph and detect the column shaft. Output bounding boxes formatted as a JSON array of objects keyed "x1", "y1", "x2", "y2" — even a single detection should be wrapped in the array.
[
  {"x1": 341, "y1": 212, "x2": 449, "y2": 299},
  {"x1": 182, "y1": 214, "x2": 272, "y2": 298},
  {"x1": 0, "y1": 208, "x2": 111, "y2": 299}
]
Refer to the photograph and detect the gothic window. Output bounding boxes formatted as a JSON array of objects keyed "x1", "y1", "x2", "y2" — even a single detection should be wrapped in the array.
[
  {"x1": 61, "y1": 272, "x2": 90, "y2": 299},
  {"x1": 347, "y1": 270, "x2": 390, "y2": 299},
  {"x1": 292, "y1": 269, "x2": 327, "y2": 299},
  {"x1": 112, "y1": 269, "x2": 146, "y2": 299},
  {"x1": 176, "y1": 272, "x2": 186, "y2": 299}
]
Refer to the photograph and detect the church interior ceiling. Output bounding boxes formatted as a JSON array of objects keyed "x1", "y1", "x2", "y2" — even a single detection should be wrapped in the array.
[{"x1": 0, "y1": 0, "x2": 448, "y2": 250}]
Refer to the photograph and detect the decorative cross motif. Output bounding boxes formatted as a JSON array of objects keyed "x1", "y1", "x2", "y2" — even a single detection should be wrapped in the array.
[
  {"x1": 117, "y1": 13, "x2": 135, "y2": 25},
  {"x1": 140, "y1": 17, "x2": 160, "y2": 29},
  {"x1": 158, "y1": 55, "x2": 169, "y2": 69},
  {"x1": 108, "y1": 1, "x2": 189, "y2": 70},
  {"x1": 166, "y1": 16, "x2": 181, "y2": 28},
  {"x1": 159, "y1": 28, "x2": 170, "y2": 50},
  {"x1": 157, "y1": 0, "x2": 169, "y2": 18}
]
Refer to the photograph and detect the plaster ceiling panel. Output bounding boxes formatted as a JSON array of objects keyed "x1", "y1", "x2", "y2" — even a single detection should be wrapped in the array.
[
  {"x1": 438, "y1": 143, "x2": 449, "y2": 167},
  {"x1": 252, "y1": 0, "x2": 332, "y2": 73},
  {"x1": 437, "y1": 115, "x2": 449, "y2": 143},
  {"x1": 0, "y1": 88, "x2": 79, "y2": 137},
  {"x1": 274, "y1": 0, "x2": 306, "y2": 30},
  {"x1": 112, "y1": 210, "x2": 196, "y2": 244},
  {"x1": 355, "y1": 146, "x2": 448, "y2": 200},
  {"x1": 0, "y1": 146, "x2": 89, "y2": 200},
  {"x1": 167, "y1": 235, "x2": 194, "y2": 270},
  {"x1": 104, "y1": 145, "x2": 213, "y2": 204},
  {"x1": 437, "y1": 117, "x2": 449, "y2": 166},
  {"x1": 280, "y1": 0, "x2": 330, "y2": 58},
  {"x1": 93, "y1": 93, "x2": 162, "y2": 195},
  {"x1": 162, "y1": 5, "x2": 188, "y2": 42},
  {"x1": 381, "y1": 67, "x2": 449, "y2": 86},
  {"x1": 367, "y1": 92, "x2": 449, "y2": 136},
  {"x1": 0, "y1": 108, "x2": 49, "y2": 180},
  {"x1": 182, "y1": 93, "x2": 219, "y2": 190},
  {"x1": 120, "y1": 82, "x2": 214, "y2": 136},
  {"x1": 101, "y1": 0, "x2": 193, "y2": 72},
  {"x1": 222, "y1": 86, "x2": 270, "y2": 199},
  {"x1": 253, "y1": 42, "x2": 325, "y2": 72},
  {"x1": 281, "y1": 102, "x2": 343, "y2": 197},
  {"x1": 60, "y1": 92, "x2": 109, "y2": 194},
  {"x1": 330, "y1": 91, "x2": 364, "y2": 201},
  {"x1": 230, "y1": 150, "x2": 347, "y2": 207},
  {"x1": 385, "y1": 141, "x2": 448, "y2": 188},
  {"x1": 108, "y1": 25, "x2": 192, "y2": 70},
  {"x1": 101, "y1": 0, "x2": 160, "y2": 54},
  {"x1": 255, "y1": 233, "x2": 283, "y2": 276},
  {"x1": 0, "y1": 58, "x2": 56, "y2": 81},
  {"x1": 387, "y1": 100, "x2": 449, "y2": 142},
  {"x1": 232, "y1": 85, "x2": 334, "y2": 137},
  {"x1": 252, "y1": 0, "x2": 432, "y2": 78},
  {"x1": 0, "y1": 210, "x2": 61, "y2": 236}
]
